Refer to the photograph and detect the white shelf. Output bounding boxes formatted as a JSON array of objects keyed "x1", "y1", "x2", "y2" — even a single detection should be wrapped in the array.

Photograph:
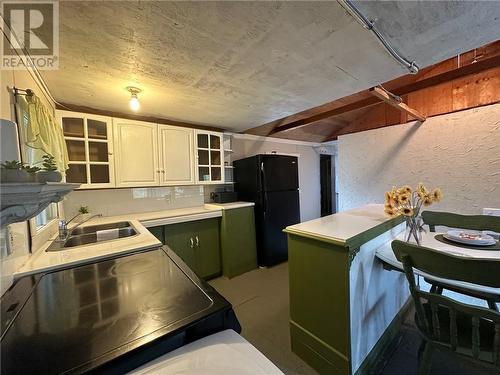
[
  {"x1": 224, "y1": 149, "x2": 234, "y2": 153},
  {"x1": 1, "y1": 182, "x2": 80, "y2": 228},
  {"x1": 224, "y1": 165, "x2": 234, "y2": 169}
]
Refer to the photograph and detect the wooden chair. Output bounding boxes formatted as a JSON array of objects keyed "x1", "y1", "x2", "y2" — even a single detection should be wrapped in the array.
[
  {"x1": 421, "y1": 210, "x2": 500, "y2": 310},
  {"x1": 392, "y1": 240, "x2": 500, "y2": 374},
  {"x1": 421, "y1": 210, "x2": 500, "y2": 233}
]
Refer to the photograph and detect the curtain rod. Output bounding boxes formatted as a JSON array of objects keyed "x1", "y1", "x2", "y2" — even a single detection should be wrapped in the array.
[{"x1": 10, "y1": 86, "x2": 35, "y2": 97}]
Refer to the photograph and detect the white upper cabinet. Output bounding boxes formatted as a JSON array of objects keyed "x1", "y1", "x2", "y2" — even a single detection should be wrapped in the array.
[
  {"x1": 58, "y1": 110, "x2": 223, "y2": 189},
  {"x1": 57, "y1": 110, "x2": 115, "y2": 189},
  {"x1": 158, "y1": 125, "x2": 194, "y2": 185},
  {"x1": 195, "y1": 130, "x2": 224, "y2": 184},
  {"x1": 113, "y1": 119, "x2": 160, "y2": 187}
]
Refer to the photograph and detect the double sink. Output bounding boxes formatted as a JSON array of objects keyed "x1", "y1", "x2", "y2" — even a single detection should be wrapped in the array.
[{"x1": 47, "y1": 221, "x2": 138, "y2": 252}]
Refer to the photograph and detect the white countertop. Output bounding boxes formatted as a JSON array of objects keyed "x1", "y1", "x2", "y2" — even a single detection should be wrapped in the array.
[
  {"x1": 206, "y1": 201, "x2": 255, "y2": 210},
  {"x1": 125, "y1": 205, "x2": 223, "y2": 227},
  {"x1": 15, "y1": 217, "x2": 161, "y2": 278},
  {"x1": 376, "y1": 231, "x2": 500, "y2": 295},
  {"x1": 284, "y1": 204, "x2": 397, "y2": 246},
  {"x1": 15, "y1": 203, "x2": 253, "y2": 278}
]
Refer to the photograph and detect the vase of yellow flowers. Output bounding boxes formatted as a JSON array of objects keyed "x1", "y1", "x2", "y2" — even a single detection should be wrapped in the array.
[{"x1": 384, "y1": 183, "x2": 443, "y2": 245}]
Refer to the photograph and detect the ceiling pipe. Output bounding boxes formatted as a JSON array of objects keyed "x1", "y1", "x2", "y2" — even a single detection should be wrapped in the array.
[{"x1": 339, "y1": 0, "x2": 419, "y2": 75}]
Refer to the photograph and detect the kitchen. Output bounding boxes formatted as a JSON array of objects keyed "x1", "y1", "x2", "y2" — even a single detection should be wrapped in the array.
[{"x1": 1, "y1": 1, "x2": 500, "y2": 374}]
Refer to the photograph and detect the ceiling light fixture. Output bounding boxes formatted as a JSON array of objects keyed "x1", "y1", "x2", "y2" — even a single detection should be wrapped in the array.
[{"x1": 127, "y1": 86, "x2": 142, "y2": 111}]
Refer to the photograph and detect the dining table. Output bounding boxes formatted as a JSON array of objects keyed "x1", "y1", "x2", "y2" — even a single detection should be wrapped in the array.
[{"x1": 375, "y1": 231, "x2": 500, "y2": 307}]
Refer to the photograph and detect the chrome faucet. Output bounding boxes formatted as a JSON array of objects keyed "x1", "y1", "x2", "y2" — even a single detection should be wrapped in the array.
[{"x1": 58, "y1": 213, "x2": 102, "y2": 241}]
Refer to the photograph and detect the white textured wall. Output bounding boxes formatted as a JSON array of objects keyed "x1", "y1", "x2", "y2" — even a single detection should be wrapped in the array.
[
  {"x1": 350, "y1": 223, "x2": 408, "y2": 373},
  {"x1": 232, "y1": 136, "x2": 321, "y2": 222},
  {"x1": 338, "y1": 104, "x2": 500, "y2": 214}
]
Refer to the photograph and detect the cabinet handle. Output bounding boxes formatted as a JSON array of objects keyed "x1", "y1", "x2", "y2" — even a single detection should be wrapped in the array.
[
  {"x1": 156, "y1": 169, "x2": 161, "y2": 173},
  {"x1": 190, "y1": 237, "x2": 194, "y2": 248},
  {"x1": 161, "y1": 170, "x2": 165, "y2": 174},
  {"x1": 195, "y1": 235, "x2": 199, "y2": 247},
  {"x1": 108, "y1": 152, "x2": 113, "y2": 155}
]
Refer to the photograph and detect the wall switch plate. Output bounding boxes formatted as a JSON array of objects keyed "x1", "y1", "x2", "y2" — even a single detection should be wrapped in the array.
[{"x1": 483, "y1": 208, "x2": 500, "y2": 217}]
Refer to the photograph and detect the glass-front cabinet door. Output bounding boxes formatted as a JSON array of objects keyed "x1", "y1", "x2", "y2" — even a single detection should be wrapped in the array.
[
  {"x1": 195, "y1": 130, "x2": 224, "y2": 184},
  {"x1": 57, "y1": 110, "x2": 114, "y2": 188}
]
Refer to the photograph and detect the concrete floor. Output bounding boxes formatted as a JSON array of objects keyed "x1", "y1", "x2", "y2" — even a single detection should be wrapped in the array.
[
  {"x1": 209, "y1": 263, "x2": 317, "y2": 375},
  {"x1": 210, "y1": 263, "x2": 496, "y2": 375}
]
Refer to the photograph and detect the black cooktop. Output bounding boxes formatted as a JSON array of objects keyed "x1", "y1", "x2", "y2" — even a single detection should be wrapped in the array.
[{"x1": 1, "y1": 247, "x2": 240, "y2": 374}]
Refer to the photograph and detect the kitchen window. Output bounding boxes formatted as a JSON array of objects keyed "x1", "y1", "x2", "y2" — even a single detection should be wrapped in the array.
[{"x1": 34, "y1": 204, "x2": 59, "y2": 232}]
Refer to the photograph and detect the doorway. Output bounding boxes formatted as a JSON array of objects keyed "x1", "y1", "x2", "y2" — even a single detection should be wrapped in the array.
[{"x1": 320, "y1": 154, "x2": 336, "y2": 216}]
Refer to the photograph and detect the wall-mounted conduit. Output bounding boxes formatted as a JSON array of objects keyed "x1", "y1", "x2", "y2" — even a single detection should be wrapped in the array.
[{"x1": 338, "y1": 0, "x2": 419, "y2": 75}]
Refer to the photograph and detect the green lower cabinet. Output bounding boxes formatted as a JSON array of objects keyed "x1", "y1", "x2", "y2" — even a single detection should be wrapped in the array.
[
  {"x1": 220, "y1": 207, "x2": 258, "y2": 278},
  {"x1": 164, "y1": 220, "x2": 197, "y2": 270},
  {"x1": 147, "y1": 226, "x2": 164, "y2": 243},
  {"x1": 150, "y1": 218, "x2": 221, "y2": 280},
  {"x1": 287, "y1": 233, "x2": 351, "y2": 375},
  {"x1": 193, "y1": 218, "x2": 221, "y2": 279}
]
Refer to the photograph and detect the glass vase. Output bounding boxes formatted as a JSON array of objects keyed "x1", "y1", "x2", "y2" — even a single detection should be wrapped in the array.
[{"x1": 405, "y1": 215, "x2": 423, "y2": 246}]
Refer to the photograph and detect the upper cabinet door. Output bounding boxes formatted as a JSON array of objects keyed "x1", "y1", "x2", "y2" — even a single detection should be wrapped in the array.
[
  {"x1": 113, "y1": 119, "x2": 159, "y2": 187},
  {"x1": 57, "y1": 110, "x2": 115, "y2": 189},
  {"x1": 158, "y1": 125, "x2": 194, "y2": 185},
  {"x1": 195, "y1": 130, "x2": 224, "y2": 184}
]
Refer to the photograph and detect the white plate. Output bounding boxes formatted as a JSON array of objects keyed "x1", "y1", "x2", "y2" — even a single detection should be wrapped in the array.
[{"x1": 444, "y1": 230, "x2": 496, "y2": 246}]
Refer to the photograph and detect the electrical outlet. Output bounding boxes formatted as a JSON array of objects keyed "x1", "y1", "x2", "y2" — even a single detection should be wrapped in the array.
[{"x1": 483, "y1": 208, "x2": 500, "y2": 217}]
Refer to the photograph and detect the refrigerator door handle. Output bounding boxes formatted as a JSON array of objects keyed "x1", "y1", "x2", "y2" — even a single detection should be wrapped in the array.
[
  {"x1": 261, "y1": 162, "x2": 267, "y2": 216},
  {"x1": 263, "y1": 194, "x2": 267, "y2": 218}
]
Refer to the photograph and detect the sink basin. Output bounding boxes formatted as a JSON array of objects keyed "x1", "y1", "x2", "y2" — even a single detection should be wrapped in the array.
[
  {"x1": 70, "y1": 221, "x2": 131, "y2": 235},
  {"x1": 47, "y1": 226, "x2": 138, "y2": 251},
  {"x1": 64, "y1": 228, "x2": 137, "y2": 248}
]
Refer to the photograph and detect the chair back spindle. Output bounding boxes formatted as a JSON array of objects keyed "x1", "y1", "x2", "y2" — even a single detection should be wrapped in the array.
[{"x1": 392, "y1": 240, "x2": 500, "y2": 368}]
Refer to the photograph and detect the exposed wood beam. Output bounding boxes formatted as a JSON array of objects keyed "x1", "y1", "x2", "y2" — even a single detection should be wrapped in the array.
[
  {"x1": 323, "y1": 66, "x2": 500, "y2": 142},
  {"x1": 370, "y1": 87, "x2": 426, "y2": 122},
  {"x1": 268, "y1": 97, "x2": 380, "y2": 134},
  {"x1": 268, "y1": 53, "x2": 500, "y2": 135}
]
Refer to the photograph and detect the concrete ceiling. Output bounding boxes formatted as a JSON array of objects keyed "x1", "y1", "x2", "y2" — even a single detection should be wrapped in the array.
[
  {"x1": 41, "y1": 1, "x2": 500, "y2": 133},
  {"x1": 354, "y1": 1, "x2": 500, "y2": 68}
]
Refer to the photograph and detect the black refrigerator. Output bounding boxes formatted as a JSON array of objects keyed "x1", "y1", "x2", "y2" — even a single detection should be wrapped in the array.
[{"x1": 234, "y1": 154, "x2": 300, "y2": 266}]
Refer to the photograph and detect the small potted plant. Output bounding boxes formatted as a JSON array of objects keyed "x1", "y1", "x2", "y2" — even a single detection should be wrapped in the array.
[
  {"x1": 24, "y1": 165, "x2": 42, "y2": 182},
  {"x1": 38, "y1": 154, "x2": 62, "y2": 182},
  {"x1": 75, "y1": 205, "x2": 91, "y2": 223},
  {"x1": 0, "y1": 160, "x2": 30, "y2": 183}
]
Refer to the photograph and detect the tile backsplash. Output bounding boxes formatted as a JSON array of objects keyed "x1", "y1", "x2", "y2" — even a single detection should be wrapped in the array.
[{"x1": 63, "y1": 186, "x2": 205, "y2": 218}]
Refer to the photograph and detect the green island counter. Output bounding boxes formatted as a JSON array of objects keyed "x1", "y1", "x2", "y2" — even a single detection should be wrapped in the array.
[{"x1": 284, "y1": 204, "x2": 408, "y2": 375}]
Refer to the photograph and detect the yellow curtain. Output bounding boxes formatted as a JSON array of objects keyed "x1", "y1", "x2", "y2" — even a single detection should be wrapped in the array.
[{"x1": 17, "y1": 94, "x2": 69, "y2": 172}]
